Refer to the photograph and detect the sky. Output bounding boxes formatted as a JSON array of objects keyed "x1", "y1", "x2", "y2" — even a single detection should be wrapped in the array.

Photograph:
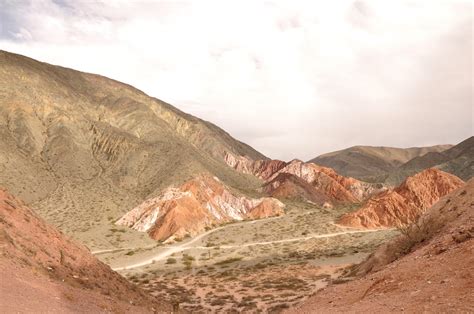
[{"x1": 0, "y1": 0, "x2": 472, "y2": 160}]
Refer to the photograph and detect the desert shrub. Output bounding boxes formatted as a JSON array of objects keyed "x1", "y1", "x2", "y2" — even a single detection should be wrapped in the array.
[
  {"x1": 166, "y1": 258, "x2": 177, "y2": 264},
  {"x1": 214, "y1": 257, "x2": 243, "y2": 265},
  {"x1": 395, "y1": 214, "x2": 444, "y2": 255}
]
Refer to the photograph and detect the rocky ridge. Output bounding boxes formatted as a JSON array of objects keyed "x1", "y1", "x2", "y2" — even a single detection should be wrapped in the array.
[
  {"x1": 225, "y1": 152, "x2": 383, "y2": 205},
  {"x1": 338, "y1": 168, "x2": 465, "y2": 228}
]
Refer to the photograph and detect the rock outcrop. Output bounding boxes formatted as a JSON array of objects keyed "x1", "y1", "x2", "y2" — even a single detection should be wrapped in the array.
[
  {"x1": 0, "y1": 188, "x2": 171, "y2": 313},
  {"x1": 116, "y1": 174, "x2": 285, "y2": 241},
  {"x1": 338, "y1": 168, "x2": 465, "y2": 228},
  {"x1": 225, "y1": 152, "x2": 383, "y2": 205},
  {"x1": 262, "y1": 173, "x2": 331, "y2": 206}
]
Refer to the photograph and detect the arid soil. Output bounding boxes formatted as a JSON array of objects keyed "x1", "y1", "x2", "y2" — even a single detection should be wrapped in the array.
[
  {"x1": 339, "y1": 168, "x2": 464, "y2": 228},
  {"x1": 0, "y1": 188, "x2": 172, "y2": 313},
  {"x1": 288, "y1": 179, "x2": 474, "y2": 313},
  {"x1": 116, "y1": 174, "x2": 284, "y2": 241},
  {"x1": 100, "y1": 201, "x2": 397, "y2": 312}
]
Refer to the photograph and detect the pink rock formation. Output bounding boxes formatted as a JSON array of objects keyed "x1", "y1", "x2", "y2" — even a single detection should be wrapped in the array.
[{"x1": 116, "y1": 174, "x2": 285, "y2": 241}]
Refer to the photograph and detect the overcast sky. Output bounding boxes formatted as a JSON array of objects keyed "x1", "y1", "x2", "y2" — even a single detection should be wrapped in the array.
[{"x1": 0, "y1": 0, "x2": 472, "y2": 160}]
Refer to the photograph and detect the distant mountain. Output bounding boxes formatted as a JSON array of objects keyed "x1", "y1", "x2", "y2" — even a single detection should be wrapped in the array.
[
  {"x1": 385, "y1": 137, "x2": 474, "y2": 185},
  {"x1": 0, "y1": 50, "x2": 264, "y2": 248},
  {"x1": 0, "y1": 187, "x2": 171, "y2": 312},
  {"x1": 309, "y1": 145, "x2": 452, "y2": 182}
]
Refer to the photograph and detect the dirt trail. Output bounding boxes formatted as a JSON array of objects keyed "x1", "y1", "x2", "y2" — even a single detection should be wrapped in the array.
[
  {"x1": 113, "y1": 228, "x2": 387, "y2": 271},
  {"x1": 93, "y1": 214, "x2": 285, "y2": 256}
]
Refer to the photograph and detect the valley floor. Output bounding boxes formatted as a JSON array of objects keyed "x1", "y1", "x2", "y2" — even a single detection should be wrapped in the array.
[{"x1": 94, "y1": 201, "x2": 397, "y2": 312}]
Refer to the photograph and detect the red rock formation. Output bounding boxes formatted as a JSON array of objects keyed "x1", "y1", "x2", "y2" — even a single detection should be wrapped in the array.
[
  {"x1": 338, "y1": 168, "x2": 465, "y2": 228},
  {"x1": 225, "y1": 152, "x2": 383, "y2": 205},
  {"x1": 116, "y1": 174, "x2": 285, "y2": 241},
  {"x1": 224, "y1": 152, "x2": 286, "y2": 180},
  {"x1": 0, "y1": 188, "x2": 171, "y2": 312},
  {"x1": 262, "y1": 173, "x2": 331, "y2": 206}
]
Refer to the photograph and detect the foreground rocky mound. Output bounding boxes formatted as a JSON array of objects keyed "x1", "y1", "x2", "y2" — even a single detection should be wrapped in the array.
[
  {"x1": 288, "y1": 179, "x2": 473, "y2": 313},
  {"x1": 116, "y1": 175, "x2": 285, "y2": 241},
  {"x1": 0, "y1": 188, "x2": 171, "y2": 313},
  {"x1": 339, "y1": 168, "x2": 464, "y2": 228},
  {"x1": 226, "y1": 153, "x2": 382, "y2": 205}
]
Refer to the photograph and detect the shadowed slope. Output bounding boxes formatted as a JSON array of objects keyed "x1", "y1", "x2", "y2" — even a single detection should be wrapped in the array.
[
  {"x1": 309, "y1": 145, "x2": 452, "y2": 181},
  {"x1": 386, "y1": 136, "x2": 474, "y2": 184}
]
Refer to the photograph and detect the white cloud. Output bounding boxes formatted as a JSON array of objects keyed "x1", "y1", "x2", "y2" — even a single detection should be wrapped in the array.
[{"x1": 0, "y1": 0, "x2": 472, "y2": 160}]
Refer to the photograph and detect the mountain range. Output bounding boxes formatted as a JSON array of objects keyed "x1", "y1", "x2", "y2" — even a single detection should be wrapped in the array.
[
  {"x1": 0, "y1": 50, "x2": 472, "y2": 312},
  {"x1": 309, "y1": 138, "x2": 472, "y2": 184}
]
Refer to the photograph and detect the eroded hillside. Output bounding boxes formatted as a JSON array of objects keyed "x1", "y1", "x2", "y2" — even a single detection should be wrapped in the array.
[{"x1": 0, "y1": 50, "x2": 264, "y2": 248}]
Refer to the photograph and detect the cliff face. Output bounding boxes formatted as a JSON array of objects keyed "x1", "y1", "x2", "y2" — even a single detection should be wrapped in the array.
[
  {"x1": 338, "y1": 168, "x2": 465, "y2": 228},
  {"x1": 116, "y1": 175, "x2": 285, "y2": 241},
  {"x1": 225, "y1": 153, "x2": 383, "y2": 205},
  {"x1": 0, "y1": 188, "x2": 171, "y2": 312}
]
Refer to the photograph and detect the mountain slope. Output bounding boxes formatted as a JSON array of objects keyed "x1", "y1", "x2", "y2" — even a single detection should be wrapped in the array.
[
  {"x1": 289, "y1": 179, "x2": 474, "y2": 313},
  {"x1": 0, "y1": 187, "x2": 172, "y2": 313},
  {"x1": 309, "y1": 145, "x2": 452, "y2": 181},
  {"x1": 338, "y1": 168, "x2": 464, "y2": 228},
  {"x1": 0, "y1": 50, "x2": 264, "y2": 248},
  {"x1": 386, "y1": 136, "x2": 474, "y2": 184}
]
